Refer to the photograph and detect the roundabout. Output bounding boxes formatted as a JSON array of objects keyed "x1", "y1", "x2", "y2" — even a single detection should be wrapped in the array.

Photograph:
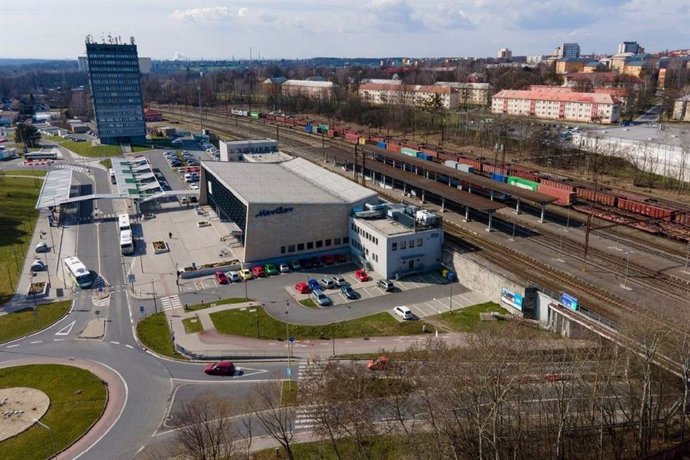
[{"x1": 0, "y1": 387, "x2": 50, "y2": 442}]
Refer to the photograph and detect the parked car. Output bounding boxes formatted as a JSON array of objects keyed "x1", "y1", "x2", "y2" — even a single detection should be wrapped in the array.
[
  {"x1": 30, "y1": 259, "x2": 45, "y2": 272},
  {"x1": 319, "y1": 278, "x2": 335, "y2": 289},
  {"x1": 251, "y1": 266, "x2": 266, "y2": 277},
  {"x1": 264, "y1": 264, "x2": 279, "y2": 276},
  {"x1": 321, "y1": 254, "x2": 335, "y2": 265},
  {"x1": 290, "y1": 260, "x2": 302, "y2": 271},
  {"x1": 187, "y1": 159, "x2": 200, "y2": 166},
  {"x1": 214, "y1": 271, "x2": 229, "y2": 285},
  {"x1": 377, "y1": 279, "x2": 395, "y2": 292},
  {"x1": 355, "y1": 269, "x2": 370, "y2": 282},
  {"x1": 294, "y1": 282, "x2": 311, "y2": 294},
  {"x1": 300, "y1": 258, "x2": 313, "y2": 270},
  {"x1": 307, "y1": 278, "x2": 321, "y2": 292},
  {"x1": 35, "y1": 242, "x2": 49, "y2": 253},
  {"x1": 335, "y1": 254, "x2": 347, "y2": 264},
  {"x1": 331, "y1": 276, "x2": 347, "y2": 287},
  {"x1": 341, "y1": 283, "x2": 358, "y2": 300},
  {"x1": 310, "y1": 256, "x2": 323, "y2": 268},
  {"x1": 189, "y1": 183, "x2": 199, "y2": 191},
  {"x1": 279, "y1": 263, "x2": 291, "y2": 273},
  {"x1": 367, "y1": 355, "x2": 390, "y2": 371},
  {"x1": 393, "y1": 306, "x2": 413, "y2": 320},
  {"x1": 239, "y1": 269, "x2": 253, "y2": 280},
  {"x1": 204, "y1": 361, "x2": 235, "y2": 376},
  {"x1": 226, "y1": 271, "x2": 241, "y2": 282},
  {"x1": 311, "y1": 289, "x2": 332, "y2": 306}
]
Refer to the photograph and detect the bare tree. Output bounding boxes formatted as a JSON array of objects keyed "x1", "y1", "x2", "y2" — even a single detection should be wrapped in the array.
[{"x1": 246, "y1": 381, "x2": 297, "y2": 460}]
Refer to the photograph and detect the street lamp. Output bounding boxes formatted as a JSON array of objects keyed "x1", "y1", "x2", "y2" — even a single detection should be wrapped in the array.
[
  {"x1": 33, "y1": 418, "x2": 56, "y2": 458},
  {"x1": 197, "y1": 71, "x2": 204, "y2": 135},
  {"x1": 286, "y1": 302, "x2": 291, "y2": 376}
]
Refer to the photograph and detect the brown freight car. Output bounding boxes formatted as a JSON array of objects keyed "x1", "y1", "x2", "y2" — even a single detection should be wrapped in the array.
[{"x1": 576, "y1": 188, "x2": 617, "y2": 207}]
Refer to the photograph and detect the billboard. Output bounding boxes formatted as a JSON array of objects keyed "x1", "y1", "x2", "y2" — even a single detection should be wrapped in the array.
[
  {"x1": 560, "y1": 292, "x2": 579, "y2": 311},
  {"x1": 501, "y1": 288, "x2": 523, "y2": 311}
]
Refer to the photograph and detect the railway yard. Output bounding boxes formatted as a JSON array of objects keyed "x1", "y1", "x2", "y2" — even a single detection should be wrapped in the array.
[{"x1": 153, "y1": 104, "x2": 690, "y2": 366}]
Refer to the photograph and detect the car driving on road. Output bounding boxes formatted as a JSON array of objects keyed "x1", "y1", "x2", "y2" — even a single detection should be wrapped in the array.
[{"x1": 204, "y1": 361, "x2": 236, "y2": 376}]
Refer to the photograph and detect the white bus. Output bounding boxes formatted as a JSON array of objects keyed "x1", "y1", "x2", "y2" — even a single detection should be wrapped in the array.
[
  {"x1": 24, "y1": 150, "x2": 58, "y2": 160},
  {"x1": 63, "y1": 256, "x2": 94, "y2": 289},
  {"x1": 120, "y1": 229, "x2": 134, "y2": 255},
  {"x1": 117, "y1": 214, "x2": 131, "y2": 233}
]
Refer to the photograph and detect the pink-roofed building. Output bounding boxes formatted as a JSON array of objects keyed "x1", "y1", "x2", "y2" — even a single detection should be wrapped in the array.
[{"x1": 491, "y1": 88, "x2": 621, "y2": 124}]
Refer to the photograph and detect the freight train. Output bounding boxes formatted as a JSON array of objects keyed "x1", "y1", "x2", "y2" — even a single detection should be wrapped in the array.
[{"x1": 228, "y1": 108, "x2": 690, "y2": 236}]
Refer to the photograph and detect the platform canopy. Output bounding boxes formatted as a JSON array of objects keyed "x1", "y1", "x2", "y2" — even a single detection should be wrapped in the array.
[{"x1": 35, "y1": 169, "x2": 72, "y2": 209}]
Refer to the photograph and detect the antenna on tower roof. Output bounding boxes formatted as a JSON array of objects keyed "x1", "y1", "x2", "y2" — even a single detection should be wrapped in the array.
[{"x1": 130, "y1": 36, "x2": 135, "y2": 45}]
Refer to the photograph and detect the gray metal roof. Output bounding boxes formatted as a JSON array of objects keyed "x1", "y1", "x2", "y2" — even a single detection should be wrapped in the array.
[
  {"x1": 202, "y1": 158, "x2": 376, "y2": 205},
  {"x1": 36, "y1": 169, "x2": 72, "y2": 209}
]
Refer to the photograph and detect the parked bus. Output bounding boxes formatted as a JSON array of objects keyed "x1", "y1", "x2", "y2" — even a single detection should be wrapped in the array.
[
  {"x1": 24, "y1": 150, "x2": 58, "y2": 160},
  {"x1": 117, "y1": 214, "x2": 131, "y2": 233},
  {"x1": 109, "y1": 168, "x2": 116, "y2": 184},
  {"x1": 63, "y1": 256, "x2": 94, "y2": 289},
  {"x1": 120, "y1": 229, "x2": 134, "y2": 255}
]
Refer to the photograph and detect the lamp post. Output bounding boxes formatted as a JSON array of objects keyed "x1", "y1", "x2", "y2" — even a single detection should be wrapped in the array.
[
  {"x1": 448, "y1": 282, "x2": 453, "y2": 314},
  {"x1": 33, "y1": 418, "x2": 56, "y2": 458},
  {"x1": 286, "y1": 302, "x2": 291, "y2": 375},
  {"x1": 197, "y1": 71, "x2": 204, "y2": 135}
]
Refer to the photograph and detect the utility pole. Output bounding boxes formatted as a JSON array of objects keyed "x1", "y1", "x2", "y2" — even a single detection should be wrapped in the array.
[{"x1": 197, "y1": 71, "x2": 204, "y2": 135}]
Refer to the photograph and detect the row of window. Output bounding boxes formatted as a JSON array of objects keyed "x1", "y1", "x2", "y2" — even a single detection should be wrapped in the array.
[
  {"x1": 351, "y1": 223, "x2": 379, "y2": 245},
  {"x1": 280, "y1": 236, "x2": 349, "y2": 254},
  {"x1": 391, "y1": 238, "x2": 424, "y2": 251},
  {"x1": 351, "y1": 239, "x2": 380, "y2": 262}
]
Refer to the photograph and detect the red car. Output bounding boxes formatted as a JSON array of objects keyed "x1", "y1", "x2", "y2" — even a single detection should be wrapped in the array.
[
  {"x1": 214, "y1": 271, "x2": 229, "y2": 285},
  {"x1": 335, "y1": 254, "x2": 347, "y2": 263},
  {"x1": 294, "y1": 282, "x2": 311, "y2": 294},
  {"x1": 204, "y1": 361, "x2": 235, "y2": 376},
  {"x1": 251, "y1": 265, "x2": 266, "y2": 277},
  {"x1": 367, "y1": 355, "x2": 390, "y2": 371},
  {"x1": 355, "y1": 269, "x2": 370, "y2": 282},
  {"x1": 321, "y1": 254, "x2": 335, "y2": 265}
]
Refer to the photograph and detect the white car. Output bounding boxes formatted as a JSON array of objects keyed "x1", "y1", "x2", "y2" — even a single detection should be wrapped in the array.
[
  {"x1": 279, "y1": 263, "x2": 290, "y2": 273},
  {"x1": 35, "y1": 242, "x2": 49, "y2": 253},
  {"x1": 226, "y1": 271, "x2": 241, "y2": 282},
  {"x1": 189, "y1": 183, "x2": 199, "y2": 191},
  {"x1": 393, "y1": 306, "x2": 413, "y2": 320},
  {"x1": 30, "y1": 259, "x2": 46, "y2": 272}
]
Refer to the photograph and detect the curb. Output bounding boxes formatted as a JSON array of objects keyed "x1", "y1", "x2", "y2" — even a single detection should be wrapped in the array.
[{"x1": 0, "y1": 299, "x2": 75, "y2": 346}]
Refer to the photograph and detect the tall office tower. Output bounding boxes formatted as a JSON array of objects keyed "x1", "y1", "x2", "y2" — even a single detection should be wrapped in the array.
[
  {"x1": 560, "y1": 42, "x2": 581, "y2": 59},
  {"x1": 85, "y1": 37, "x2": 146, "y2": 145},
  {"x1": 618, "y1": 41, "x2": 643, "y2": 55}
]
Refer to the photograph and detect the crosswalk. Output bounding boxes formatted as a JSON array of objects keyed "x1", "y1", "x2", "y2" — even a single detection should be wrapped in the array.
[
  {"x1": 55, "y1": 163, "x2": 89, "y2": 174},
  {"x1": 293, "y1": 363, "x2": 325, "y2": 431},
  {"x1": 160, "y1": 295, "x2": 182, "y2": 312}
]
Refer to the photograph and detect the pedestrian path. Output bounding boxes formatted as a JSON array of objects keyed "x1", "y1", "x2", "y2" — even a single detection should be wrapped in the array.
[
  {"x1": 55, "y1": 163, "x2": 89, "y2": 174},
  {"x1": 160, "y1": 295, "x2": 182, "y2": 312}
]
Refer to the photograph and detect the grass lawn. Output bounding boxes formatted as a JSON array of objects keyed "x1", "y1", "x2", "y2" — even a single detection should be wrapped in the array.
[
  {"x1": 99, "y1": 158, "x2": 112, "y2": 170},
  {"x1": 0, "y1": 177, "x2": 41, "y2": 304},
  {"x1": 185, "y1": 297, "x2": 251, "y2": 311},
  {"x1": 281, "y1": 380, "x2": 298, "y2": 406},
  {"x1": 0, "y1": 364, "x2": 107, "y2": 460},
  {"x1": 0, "y1": 301, "x2": 71, "y2": 344},
  {"x1": 2, "y1": 170, "x2": 47, "y2": 177},
  {"x1": 299, "y1": 299, "x2": 318, "y2": 309},
  {"x1": 431, "y1": 302, "x2": 508, "y2": 332},
  {"x1": 60, "y1": 140, "x2": 122, "y2": 158},
  {"x1": 210, "y1": 308, "x2": 432, "y2": 340},
  {"x1": 182, "y1": 317, "x2": 203, "y2": 334},
  {"x1": 137, "y1": 312, "x2": 184, "y2": 359}
]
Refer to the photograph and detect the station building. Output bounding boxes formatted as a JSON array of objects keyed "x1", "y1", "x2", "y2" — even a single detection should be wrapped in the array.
[
  {"x1": 219, "y1": 139, "x2": 278, "y2": 161},
  {"x1": 199, "y1": 158, "x2": 377, "y2": 264},
  {"x1": 349, "y1": 204, "x2": 443, "y2": 279}
]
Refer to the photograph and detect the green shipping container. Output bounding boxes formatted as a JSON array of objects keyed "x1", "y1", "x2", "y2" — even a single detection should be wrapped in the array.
[
  {"x1": 318, "y1": 124, "x2": 329, "y2": 131},
  {"x1": 401, "y1": 147, "x2": 418, "y2": 157},
  {"x1": 250, "y1": 111, "x2": 261, "y2": 119},
  {"x1": 507, "y1": 176, "x2": 538, "y2": 191}
]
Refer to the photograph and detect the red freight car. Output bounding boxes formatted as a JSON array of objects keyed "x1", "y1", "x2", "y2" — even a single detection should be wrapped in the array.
[
  {"x1": 674, "y1": 212, "x2": 690, "y2": 227},
  {"x1": 482, "y1": 163, "x2": 509, "y2": 176},
  {"x1": 344, "y1": 132, "x2": 359, "y2": 144},
  {"x1": 540, "y1": 179, "x2": 576, "y2": 192},
  {"x1": 420, "y1": 148, "x2": 438, "y2": 158},
  {"x1": 511, "y1": 168, "x2": 539, "y2": 182},
  {"x1": 617, "y1": 198, "x2": 674, "y2": 221},
  {"x1": 576, "y1": 188, "x2": 617, "y2": 207},
  {"x1": 387, "y1": 142, "x2": 401, "y2": 153},
  {"x1": 537, "y1": 184, "x2": 576, "y2": 206}
]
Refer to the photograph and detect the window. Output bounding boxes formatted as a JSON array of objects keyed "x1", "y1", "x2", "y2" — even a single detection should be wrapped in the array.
[
  {"x1": 409, "y1": 239, "x2": 415, "y2": 248},
  {"x1": 417, "y1": 238, "x2": 423, "y2": 247},
  {"x1": 392, "y1": 242, "x2": 397, "y2": 251},
  {"x1": 316, "y1": 240, "x2": 323, "y2": 248},
  {"x1": 334, "y1": 237, "x2": 341, "y2": 245},
  {"x1": 281, "y1": 246, "x2": 286, "y2": 254},
  {"x1": 307, "y1": 242, "x2": 314, "y2": 250},
  {"x1": 297, "y1": 243, "x2": 305, "y2": 251},
  {"x1": 400, "y1": 241, "x2": 407, "y2": 250},
  {"x1": 288, "y1": 245, "x2": 296, "y2": 253},
  {"x1": 343, "y1": 237, "x2": 349, "y2": 244},
  {"x1": 325, "y1": 239, "x2": 331, "y2": 247}
]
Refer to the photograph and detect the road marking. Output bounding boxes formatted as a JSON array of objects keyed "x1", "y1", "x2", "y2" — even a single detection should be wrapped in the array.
[
  {"x1": 160, "y1": 295, "x2": 182, "y2": 312},
  {"x1": 53, "y1": 338, "x2": 65, "y2": 342},
  {"x1": 110, "y1": 341, "x2": 120, "y2": 345},
  {"x1": 55, "y1": 320, "x2": 76, "y2": 336},
  {"x1": 6, "y1": 344, "x2": 19, "y2": 348},
  {"x1": 126, "y1": 344, "x2": 134, "y2": 349},
  {"x1": 30, "y1": 341, "x2": 43, "y2": 344},
  {"x1": 135, "y1": 446, "x2": 146, "y2": 455}
]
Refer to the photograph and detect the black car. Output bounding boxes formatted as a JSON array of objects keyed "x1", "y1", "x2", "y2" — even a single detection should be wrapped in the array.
[
  {"x1": 311, "y1": 256, "x2": 323, "y2": 268},
  {"x1": 300, "y1": 258, "x2": 313, "y2": 270},
  {"x1": 341, "y1": 283, "x2": 358, "y2": 300}
]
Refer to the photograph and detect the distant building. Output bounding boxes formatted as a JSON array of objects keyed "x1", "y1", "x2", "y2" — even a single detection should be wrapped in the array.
[
  {"x1": 559, "y1": 43, "x2": 581, "y2": 59},
  {"x1": 491, "y1": 87, "x2": 621, "y2": 124},
  {"x1": 563, "y1": 72, "x2": 643, "y2": 90},
  {"x1": 618, "y1": 41, "x2": 643, "y2": 55},
  {"x1": 143, "y1": 108, "x2": 163, "y2": 122},
  {"x1": 433, "y1": 82, "x2": 492, "y2": 106},
  {"x1": 497, "y1": 48, "x2": 512, "y2": 59},
  {"x1": 281, "y1": 80, "x2": 335, "y2": 100},
  {"x1": 672, "y1": 95, "x2": 690, "y2": 122},
  {"x1": 85, "y1": 40, "x2": 146, "y2": 145},
  {"x1": 555, "y1": 58, "x2": 589, "y2": 74},
  {"x1": 0, "y1": 110, "x2": 19, "y2": 127},
  {"x1": 219, "y1": 139, "x2": 278, "y2": 161},
  {"x1": 360, "y1": 79, "x2": 402, "y2": 85},
  {"x1": 358, "y1": 83, "x2": 459, "y2": 110}
]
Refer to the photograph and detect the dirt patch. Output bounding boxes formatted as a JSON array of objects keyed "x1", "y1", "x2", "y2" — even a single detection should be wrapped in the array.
[{"x1": 0, "y1": 387, "x2": 50, "y2": 441}]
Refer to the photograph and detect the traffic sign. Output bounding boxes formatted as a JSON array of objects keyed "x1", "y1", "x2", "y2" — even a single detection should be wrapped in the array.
[
  {"x1": 288, "y1": 336, "x2": 295, "y2": 344},
  {"x1": 139, "y1": 305, "x2": 144, "y2": 314}
]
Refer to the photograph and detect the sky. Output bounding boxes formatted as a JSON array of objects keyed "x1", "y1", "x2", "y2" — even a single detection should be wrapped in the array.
[{"x1": 4, "y1": 0, "x2": 690, "y2": 60}]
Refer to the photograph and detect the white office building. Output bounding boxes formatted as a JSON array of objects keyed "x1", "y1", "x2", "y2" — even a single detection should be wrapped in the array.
[
  {"x1": 349, "y1": 204, "x2": 443, "y2": 279},
  {"x1": 219, "y1": 139, "x2": 279, "y2": 161}
]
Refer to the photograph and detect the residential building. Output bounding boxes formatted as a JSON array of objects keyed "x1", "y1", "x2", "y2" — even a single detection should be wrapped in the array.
[
  {"x1": 85, "y1": 40, "x2": 146, "y2": 145},
  {"x1": 491, "y1": 87, "x2": 621, "y2": 124},
  {"x1": 359, "y1": 83, "x2": 459, "y2": 110},
  {"x1": 360, "y1": 79, "x2": 402, "y2": 85},
  {"x1": 555, "y1": 58, "x2": 589, "y2": 74},
  {"x1": 672, "y1": 95, "x2": 690, "y2": 122},
  {"x1": 143, "y1": 108, "x2": 163, "y2": 122},
  {"x1": 0, "y1": 110, "x2": 19, "y2": 126},
  {"x1": 497, "y1": 48, "x2": 512, "y2": 59},
  {"x1": 433, "y1": 82, "x2": 493, "y2": 106},
  {"x1": 281, "y1": 80, "x2": 335, "y2": 100},
  {"x1": 563, "y1": 72, "x2": 643, "y2": 90}
]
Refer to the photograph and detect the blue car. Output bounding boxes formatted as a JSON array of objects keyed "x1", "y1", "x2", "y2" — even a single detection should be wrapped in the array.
[{"x1": 308, "y1": 278, "x2": 321, "y2": 292}]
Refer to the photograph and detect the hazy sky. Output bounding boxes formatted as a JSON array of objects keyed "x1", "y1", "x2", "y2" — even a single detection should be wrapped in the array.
[{"x1": 4, "y1": 0, "x2": 690, "y2": 60}]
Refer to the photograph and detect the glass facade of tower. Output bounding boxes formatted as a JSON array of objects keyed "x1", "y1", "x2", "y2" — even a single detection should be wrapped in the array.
[{"x1": 86, "y1": 43, "x2": 146, "y2": 145}]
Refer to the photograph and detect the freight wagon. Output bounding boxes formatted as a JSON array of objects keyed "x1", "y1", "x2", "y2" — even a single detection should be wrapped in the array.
[
  {"x1": 507, "y1": 176, "x2": 539, "y2": 192},
  {"x1": 537, "y1": 184, "x2": 576, "y2": 206},
  {"x1": 617, "y1": 198, "x2": 674, "y2": 221}
]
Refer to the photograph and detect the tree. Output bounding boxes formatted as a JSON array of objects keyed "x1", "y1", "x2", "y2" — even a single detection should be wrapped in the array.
[
  {"x1": 14, "y1": 122, "x2": 41, "y2": 148},
  {"x1": 245, "y1": 381, "x2": 296, "y2": 460}
]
